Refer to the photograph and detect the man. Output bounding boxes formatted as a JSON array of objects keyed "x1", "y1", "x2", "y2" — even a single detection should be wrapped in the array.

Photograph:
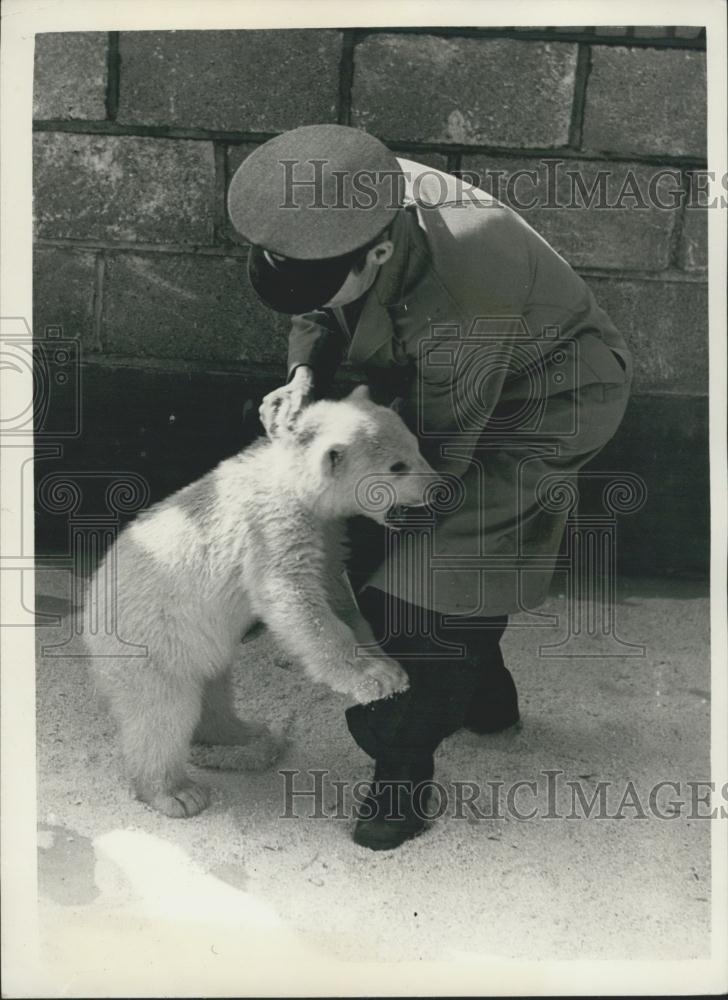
[{"x1": 227, "y1": 124, "x2": 632, "y2": 851}]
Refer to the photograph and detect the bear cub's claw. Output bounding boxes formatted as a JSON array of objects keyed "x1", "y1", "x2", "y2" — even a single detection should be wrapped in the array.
[{"x1": 148, "y1": 782, "x2": 210, "y2": 818}]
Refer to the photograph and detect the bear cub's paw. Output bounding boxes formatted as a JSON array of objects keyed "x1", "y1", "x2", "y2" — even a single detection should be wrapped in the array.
[
  {"x1": 147, "y1": 782, "x2": 210, "y2": 818},
  {"x1": 352, "y1": 656, "x2": 410, "y2": 704}
]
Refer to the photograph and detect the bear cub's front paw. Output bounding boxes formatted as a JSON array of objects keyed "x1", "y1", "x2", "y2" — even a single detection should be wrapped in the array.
[{"x1": 353, "y1": 656, "x2": 410, "y2": 704}]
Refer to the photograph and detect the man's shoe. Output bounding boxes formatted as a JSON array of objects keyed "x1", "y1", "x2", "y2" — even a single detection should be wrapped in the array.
[
  {"x1": 464, "y1": 668, "x2": 520, "y2": 735},
  {"x1": 353, "y1": 757, "x2": 434, "y2": 851}
]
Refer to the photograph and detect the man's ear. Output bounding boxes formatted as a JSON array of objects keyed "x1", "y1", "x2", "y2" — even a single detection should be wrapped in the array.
[
  {"x1": 367, "y1": 240, "x2": 394, "y2": 267},
  {"x1": 348, "y1": 384, "x2": 370, "y2": 403},
  {"x1": 321, "y1": 443, "x2": 346, "y2": 476}
]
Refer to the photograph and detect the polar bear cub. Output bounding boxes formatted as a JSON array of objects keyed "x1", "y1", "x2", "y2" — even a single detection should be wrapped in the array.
[{"x1": 85, "y1": 386, "x2": 440, "y2": 817}]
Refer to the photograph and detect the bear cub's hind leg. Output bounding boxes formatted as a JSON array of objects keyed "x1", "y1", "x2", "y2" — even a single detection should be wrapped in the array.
[
  {"x1": 99, "y1": 663, "x2": 210, "y2": 818},
  {"x1": 191, "y1": 667, "x2": 282, "y2": 771}
]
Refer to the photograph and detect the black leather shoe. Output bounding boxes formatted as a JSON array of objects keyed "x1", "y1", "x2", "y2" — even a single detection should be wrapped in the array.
[
  {"x1": 464, "y1": 668, "x2": 520, "y2": 734},
  {"x1": 353, "y1": 757, "x2": 434, "y2": 851}
]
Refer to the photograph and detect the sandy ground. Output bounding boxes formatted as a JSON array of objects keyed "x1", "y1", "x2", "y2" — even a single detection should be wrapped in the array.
[{"x1": 29, "y1": 566, "x2": 711, "y2": 996}]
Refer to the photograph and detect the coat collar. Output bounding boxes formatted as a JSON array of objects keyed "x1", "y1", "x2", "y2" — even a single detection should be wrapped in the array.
[
  {"x1": 344, "y1": 288, "x2": 394, "y2": 365},
  {"x1": 346, "y1": 203, "x2": 468, "y2": 365},
  {"x1": 346, "y1": 207, "x2": 432, "y2": 364}
]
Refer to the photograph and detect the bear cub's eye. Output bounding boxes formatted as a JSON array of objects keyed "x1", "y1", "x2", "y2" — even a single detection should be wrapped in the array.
[{"x1": 390, "y1": 462, "x2": 408, "y2": 474}]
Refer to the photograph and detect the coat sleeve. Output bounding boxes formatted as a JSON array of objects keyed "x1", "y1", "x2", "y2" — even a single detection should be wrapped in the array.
[{"x1": 286, "y1": 310, "x2": 349, "y2": 393}]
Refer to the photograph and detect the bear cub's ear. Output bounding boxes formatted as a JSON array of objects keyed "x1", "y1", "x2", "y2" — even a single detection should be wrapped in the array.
[{"x1": 348, "y1": 384, "x2": 371, "y2": 404}]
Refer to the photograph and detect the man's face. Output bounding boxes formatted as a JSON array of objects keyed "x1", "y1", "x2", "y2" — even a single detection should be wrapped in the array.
[{"x1": 323, "y1": 239, "x2": 394, "y2": 308}]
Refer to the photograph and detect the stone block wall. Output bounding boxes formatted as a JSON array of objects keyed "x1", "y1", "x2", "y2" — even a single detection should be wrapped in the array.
[{"x1": 32, "y1": 27, "x2": 710, "y2": 575}]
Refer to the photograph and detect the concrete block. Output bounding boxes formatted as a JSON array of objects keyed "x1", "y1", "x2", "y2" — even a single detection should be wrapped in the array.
[
  {"x1": 225, "y1": 143, "x2": 264, "y2": 243},
  {"x1": 352, "y1": 35, "x2": 578, "y2": 147},
  {"x1": 461, "y1": 155, "x2": 681, "y2": 269},
  {"x1": 677, "y1": 171, "x2": 709, "y2": 271},
  {"x1": 117, "y1": 30, "x2": 342, "y2": 131},
  {"x1": 34, "y1": 32, "x2": 108, "y2": 121},
  {"x1": 582, "y1": 47, "x2": 706, "y2": 157},
  {"x1": 33, "y1": 247, "x2": 98, "y2": 349},
  {"x1": 33, "y1": 133, "x2": 215, "y2": 244},
  {"x1": 585, "y1": 275, "x2": 708, "y2": 394},
  {"x1": 101, "y1": 252, "x2": 289, "y2": 363},
  {"x1": 227, "y1": 143, "x2": 263, "y2": 180},
  {"x1": 679, "y1": 207, "x2": 707, "y2": 271}
]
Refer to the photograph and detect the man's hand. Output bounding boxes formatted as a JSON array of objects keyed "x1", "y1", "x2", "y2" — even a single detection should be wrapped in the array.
[{"x1": 259, "y1": 365, "x2": 315, "y2": 437}]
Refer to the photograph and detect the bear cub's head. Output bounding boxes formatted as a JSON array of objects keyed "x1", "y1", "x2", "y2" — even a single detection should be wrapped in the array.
[{"x1": 282, "y1": 385, "x2": 442, "y2": 523}]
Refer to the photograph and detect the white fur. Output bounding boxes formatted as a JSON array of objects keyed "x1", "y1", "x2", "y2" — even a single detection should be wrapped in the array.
[{"x1": 85, "y1": 388, "x2": 439, "y2": 818}]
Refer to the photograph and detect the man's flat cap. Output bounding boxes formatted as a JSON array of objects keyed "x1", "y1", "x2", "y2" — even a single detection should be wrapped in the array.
[
  {"x1": 228, "y1": 125, "x2": 404, "y2": 313},
  {"x1": 227, "y1": 124, "x2": 404, "y2": 259}
]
